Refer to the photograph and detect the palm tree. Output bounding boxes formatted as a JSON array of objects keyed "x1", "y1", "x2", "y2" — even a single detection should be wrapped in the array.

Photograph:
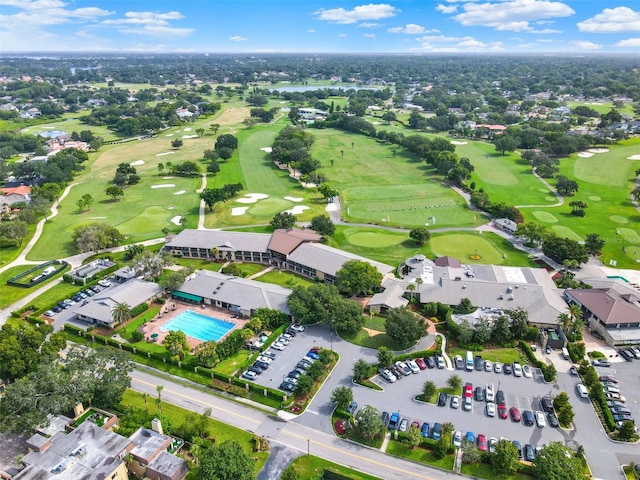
[
  {"x1": 568, "y1": 304, "x2": 584, "y2": 334},
  {"x1": 415, "y1": 277, "x2": 424, "y2": 292},
  {"x1": 111, "y1": 302, "x2": 132, "y2": 327},
  {"x1": 142, "y1": 393, "x2": 149, "y2": 413},
  {"x1": 210, "y1": 247, "x2": 219, "y2": 261},
  {"x1": 156, "y1": 385, "x2": 164, "y2": 414},
  {"x1": 406, "y1": 283, "x2": 416, "y2": 300},
  {"x1": 557, "y1": 313, "x2": 571, "y2": 333}
]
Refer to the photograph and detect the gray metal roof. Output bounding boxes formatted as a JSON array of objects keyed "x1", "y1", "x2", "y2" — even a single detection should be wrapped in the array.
[
  {"x1": 16, "y1": 422, "x2": 130, "y2": 480},
  {"x1": 177, "y1": 270, "x2": 291, "y2": 314},
  {"x1": 165, "y1": 229, "x2": 272, "y2": 252},
  {"x1": 129, "y1": 428, "x2": 169, "y2": 462},
  {"x1": 287, "y1": 243, "x2": 394, "y2": 277},
  {"x1": 147, "y1": 450, "x2": 189, "y2": 479},
  {"x1": 72, "y1": 279, "x2": 161, "y2": 324},
  {"x1": 368, "y1": 284, "x2": 409, "y2": 309}
]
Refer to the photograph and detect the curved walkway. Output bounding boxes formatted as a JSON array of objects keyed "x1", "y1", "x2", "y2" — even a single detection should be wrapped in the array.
[
  {"x1": 515, "y1": 167, "x2": 564, "y2": 208},
  {"x1": 437, "y1": 333, "x2": 454, "y2": 370},
  {"x1": 196, "y1": 173, "x2": 207, "y2": 230}
]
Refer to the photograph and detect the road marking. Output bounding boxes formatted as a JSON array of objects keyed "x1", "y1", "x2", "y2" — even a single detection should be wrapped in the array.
[
  {"x1": 306, "y1": 410, "x2": 319, "y2": 415},
  {"x1": 280, "y1": 428, "x2": 439, "y2": 480},
  {"x1": 132, "y1": 377, "x2": 261, "y2": 426}
]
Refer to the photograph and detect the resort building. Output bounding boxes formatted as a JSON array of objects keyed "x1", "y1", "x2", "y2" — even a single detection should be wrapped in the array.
[
  {"x1": 565, "y1": 278, "x2": 640, "y2": 346},
  {"x1": 374, "y1": 254, "x2": 567, "y2": 326},
  {"x1": 73, "y1": 279, "x2": 162, "y2": 328},
  {"x1": 172, "y1": 270, "x2": 291, "y2": 317},
  {"x1": 163, "y1": 228, "x2": 394, "y2": 285}
]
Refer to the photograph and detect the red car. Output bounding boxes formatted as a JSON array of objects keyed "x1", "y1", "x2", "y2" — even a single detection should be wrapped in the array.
[
  {"x1": 415, "y1": 358, "x2": 427, "y2": 370},
  {"x1": 599, "y1": 375, "x2": 617, "y2": 383},
  {"x1": 477, "y1": 434, "x2": 487, "y2": 451},
  {"x1": 509, "y1": 407, "x2": 521, "y2": 423},
  {"x1": 498, "y1": 404, "x2": 508, "y2": 419},
  {"x1": 463, "y1": 383, "x2": 473, "y2": 398}
]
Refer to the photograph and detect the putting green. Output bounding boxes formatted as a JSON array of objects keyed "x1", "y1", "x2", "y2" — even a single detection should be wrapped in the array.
[
  {"x1": 588, "y1": 196, "x2": 601, "y2": 201},
  {"x1": 430, "y1": 233, "x2": 504, "y2": 265},
  {"x1": 348, "y1": 231, "x2": 404, "y2": 248},
  {"x1": 610, "y1": 215, "x2": 629, "y2": 224},
  {"x1": 246, "y1": 197, "x2": 294, "y2": 216},
  {"x1": 544, "y1": 196, "x2": 557, "y2": 202},
  {"x1": 532, "y1": 211, "x2": 558, "y2": 223},
  {"x1": 574, "y1": 152, "x2": 630, "y2": 186},
  {"x1": 551, "y1": 226, "x2": 582, "y2": 241},
  {"x1": 624, "y1": 246, "x2": 640, "y2": 261},
  {"x1": 117, "y1": 206, "x2": 174, "y2": 234},
  {"x1": 618, "y1": 228, "x2": 640, "y2": 244}
]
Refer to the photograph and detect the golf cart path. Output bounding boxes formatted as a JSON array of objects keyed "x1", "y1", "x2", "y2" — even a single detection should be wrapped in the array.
[
  {"x1": 515, "y1": 168, "x2": 564, "y2": 208},
  {"x1": 197, "y1": 174, "x2": 207, "y2": 229}
]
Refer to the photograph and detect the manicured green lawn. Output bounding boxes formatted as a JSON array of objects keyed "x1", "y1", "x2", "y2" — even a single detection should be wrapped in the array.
[
  {"x1": 27, "y1": 280, "x2": 82, "y2": 312},
  {"x1": 386, "y1": 440, "x2": 455, "y2": 470},
  {"x1": 215, "y1": 349, "x2": 251, "y2": 376},
  {"x1": 311, "y1": 129, "x2": 480, "y2": 229},
  {"x1": 286, "y1": 455, "x2": 382, "y2": 480},
  {"x1": 457, "y1": 141, "x2": 556, "y2": 207},
  {"x1": 0, "y1": 224, "x2": 36, "y2": 267},
  {"x1": 253, "y1": 269, "x2": 315, "y2": 288},
  {"x1": 119, "y1": 390, "x2": 268, "y2": 475},
  {"x1": 340, "y1": 328, "x2": 410, "y2": 351},
  {"x1": 25, "y1": 113, "x2": 121, "y2": 142},
  {"x1": 565, "y1": 100, "x2": 635, "y2": 117},
  {"x1": 521, "y1": 138, "x2": 640, "y2": 269},
  {"x1": 364, "y1": 315, "x2": 387, "y2": 332},
  {"x1": 448, "y1": 347, "x2": 523, "y2": 365},
  {"x1": 461, "y1": 461, "x2": 535, "y2": 479},
  {"x1": 0, "y1": 264, "x2": 67, "y2": 309}
]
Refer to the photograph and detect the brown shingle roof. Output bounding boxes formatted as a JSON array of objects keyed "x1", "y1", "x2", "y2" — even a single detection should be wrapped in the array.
[
  {"x1": 566, "y1": 288, "x2": 640, "y2": 325},
  {"x1": 268, "y1": 228, "x2": 321, "y2": 256}
]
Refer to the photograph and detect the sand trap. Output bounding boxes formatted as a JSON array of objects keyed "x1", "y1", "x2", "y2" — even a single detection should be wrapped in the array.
[
  {"x1": 90, "y1": 216, "x2": 106, "y2": 219},
  {"x1": 130, "y1": 159, "x2": 145, "y2": 166},
  {"x1": 170, "y1": 215, "x2": 182, "y2": 225},
  {"x1": 166, "y1": 134, "x2": 174, "y2": 137},
  {"x1": 182, "y1": 134, "x2": 198, "y2": 139},
  {"x1": 183, "y1": 127, "x2": 192, "y2": 131},
  {"x1": 588, "y1": 102, "x2": 604, "y2": 105},
  {"x1": 151, "y1": 184, "x2": 175, "y2": 189},
  {"x1": 260, "y1": 147, "x2": 273, "y2": 153},
  {"x1": 284, "y1": 196, "x2": 303, "y2": 202},
  {"x1": 283, "y1": 205, "x2": 309, "y2": 215},
  {"x1": 166, "y1": 206, "x2": 175, "y2": 210},
  {"x1": 42, "y1": 126, "x2": 54, "y2": 129},
  {"x1": 372, "y1": 121, "x2": 381, "y2": 125},
  {"x1": 628, "y1": 154, "x2": 640, "y2": 160},
  {"x1": 587, "y1": 148, "x2": 609, "y2": 154},
  {"x1": 325, "y1": 203, "x2": 338, "y2": 212},
  {"x1": 236, "y1": 193, "x2": 269, "y2": 204},
  {"x1": 156, "y1": 152, "x2": 175, "y2": 157},
  {"x1": 163, "y1": 176, "x2": 175, "y2": 179},
  {"x1": 578, "y1": 152, "x2": 594, "y2": 158},
  {"x1": 174, "y1": 190, "x2": 186, "y2": 195},
  {"x1": 231, "y1": 207, "x2": 249, "y2": 216},
  {"x1": 451, "y1": 140, "x2": 468, "y2": 145}
]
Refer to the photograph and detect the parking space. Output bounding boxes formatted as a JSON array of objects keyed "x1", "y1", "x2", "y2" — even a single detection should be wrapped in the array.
[
  {"x1": 251, "y1": 328, "x2": 319, "y2": 391},
  {"x1": 360, "y1": 357, "x2": 568, "y2": 450},
  {"x1": 593, "y1": 360, "x2": 639, "y2": 424}
]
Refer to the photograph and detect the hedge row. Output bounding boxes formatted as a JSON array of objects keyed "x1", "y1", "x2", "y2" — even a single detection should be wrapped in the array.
[
  {"x1": 7, "y1": 260, "x2": 68, "y2": 288},
  {"x1": 63, "y1": 324, "x2": 286, "y2": 405},
  {"x1": 519, "y1": 341, "x2": 557, "y2": 382},
  {"x1": 130, "y1": 303, "x2": 149, "y2": 317}
]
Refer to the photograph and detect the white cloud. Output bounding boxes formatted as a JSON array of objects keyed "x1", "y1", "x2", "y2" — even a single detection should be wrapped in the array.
[
  {"x1": 0, "y1": 0, "x2": 112, "y2": 27},
  {"x1": 452, "y1": 0, "x2": 575, "y2": 32},
  {"x1": 388, "y1": 24, "x2": 434, "y2": 34},
  {"x1": 577, "y1": 7, "x2": 640, "y2": 33},
  {"x1": 527, "y1": 28, "x2": 562, "y2": 34},
  {"x1": 363, "y1": 33, "x2": 376, "y2": 38},
  {"x1": 308, "y1": 29, "x2": 316, "y2": 33},
  {"x1": 101, "y1": 10, "x2": 193, "y2": 36},
  {"x1": 416, "y1": 34, "x2": 473, "y2": 43},
  {"x1": 536, "y1": 38, "x2": 554, "y2": 43},
  {"x1": 615, "y1": 38, "x2": 640, "y2": 48},
  {"x1": 314, "y1": 3, "x2": 399, "y2": 24},
  {"x1": 229, "y1": 35, "x2": 247, "y2": 42},
  {"x1": 436, "y1": 4, "x2": 458, "y2": 14},
  {"x1": 457, "y1": 39, "x2": 486, "y2": 48},
  {"x1": 338, "y1": 33, "x2": 348, "y2": 37},
  {"x1": 358, "y1": 22, "x2": 382, "y2": 28},
  {"x1": 570, "y1": 40, "x2": 602, "y2": 50}
]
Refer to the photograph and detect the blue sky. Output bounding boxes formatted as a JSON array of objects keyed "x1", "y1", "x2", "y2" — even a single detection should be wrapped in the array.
[{"x1": 1, "y1": 0, "x2": 639, "y2": 54}]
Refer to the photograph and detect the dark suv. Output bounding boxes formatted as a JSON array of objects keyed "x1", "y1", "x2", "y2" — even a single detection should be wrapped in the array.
[
  {"x1": 438, "y1": 392, "x2": 448, "y2": 407},
  {"x1": 496, "y1": 390, "x2": 506, "y2": 405}
]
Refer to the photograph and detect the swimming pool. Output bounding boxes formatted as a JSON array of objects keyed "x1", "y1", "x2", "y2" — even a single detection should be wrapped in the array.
[{"x1": 161, "y1": 310, "x2": 235, "y2": 342}]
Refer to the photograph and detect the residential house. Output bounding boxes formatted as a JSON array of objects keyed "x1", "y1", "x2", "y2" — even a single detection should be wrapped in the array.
[{"x1": 0, "y1": 185, "x2": 31, "y2": 207}]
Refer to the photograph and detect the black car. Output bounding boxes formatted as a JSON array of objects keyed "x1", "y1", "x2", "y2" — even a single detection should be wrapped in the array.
[
  {"x1": 279, "y1": 382, "x2": 295, "y2": 393},
  {"x1": 619, "y1": 349, "x2": 634, "y2": 361},
  {"x1": 52, "y1": 305, "x2": 63, "y2": 313},
  {"x1": 522, "y1": 410, "x2": 535, "y2": 426},
  {"x1": 425, "y1": 357, "x2": 436, "y2": 369},
  {"x1": 541, "y1": 397, "x2": 554, "y2": 413},
  {"x1": 524, "y1": 444, "x2": 535, "y2": 462},
  {"x1": 89, "y1": 285, "x2": 101, "y2": 293},
  {"x1": 504, "y1": 364, "x2": 513, "y2": 375},
  {"x1": 438, "y1": 392, "x2": 448, "y2": 407},
  {"x1": 611, "y1": 406, "x2": 632, "y2": 415},
  {"x1": 254, "y1": 360, "x2": 269, "y2": 370},
  {"x1": 613, "y1": 413, "x2": 635, "y2": 422},
  {"x1": 72, "y1": 295, "x2": 83, "y2": 303},
  {"x1": 284, "y1": 328, "x2": 297, "y2": 337},
  {"x1": 512, "y1": 441, "x2": 523, "y2": 459},
  {"x1": 547, "y1": 413, "x2": 559, "y2": 428},
  {"x1": 474, "y1": 355, "x2": 483, "y2": 371},
  {"x1": 474, "y1": 386, "x2": 484, "y2": 402},
  {"x1": 381, "y1": 411, "x2": 390, "y2": 426},
  {"x1": 247, "y1": 365, "x2": 263, "y2": 375},
  {"x1": 57, "y1": 302, "x2": 70, "y2": 310},
  {"x1": 496, "y1": 390, "x2": 506, "y2": 405}
]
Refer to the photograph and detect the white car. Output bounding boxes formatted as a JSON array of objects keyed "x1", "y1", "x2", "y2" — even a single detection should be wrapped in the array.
[
  {"x1": 241, "y1": 370, "x2": 257, "y2": 380},
  {"x1": 484, "y1": 360, "x2": 493, "y2": 372},
  {"x1": 494, "y1": 362, "x2": 503, "y2": 374},
  {"x1": 291, "y1": 323, "x2": 305, "y2": 332},
  {"x1": 452, "y1": 430, "x2": 462, "y2": 447},
  {"x1": 271, "y1": 342, "x2": 286, "y2": 351},
  {"x1": 512, "y1": 362, "x2": 523, "y2": 377},
  {"x1": 485, "y1": 384, "x2": 495, "y2": 403},
  {"x1": 277, "y1": 336, "x2": 290, "y2": 345},
  {"x1": 522, "y1": 365, "x2": 532, "y2": 378},
  {"x1": 98, "y1": 279, "x2": 111, "y2": 287},
  {"x1": 407, "y1": 360, "x2": 420, "y2": 374},
  {"x1": 257, "y1": 355, "x2": 273, "y2": 364},
  {"x1": 486, "y1": 402, "x2": 496, "y2": 417},
  {"x1": 489, "y1": 437, "x2": 498, "y2": 453},
  {"x1": 535, "y1": 410, "x2": 546, "y2": 428},
  {"x1": 63, "y1": 299, "x2": 76, "y2": 306},
  {"x1": 43, "y1": 310, "x2": 55, "y2": 317}
]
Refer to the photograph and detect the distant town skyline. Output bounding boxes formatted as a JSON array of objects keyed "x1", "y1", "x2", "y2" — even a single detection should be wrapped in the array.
[{"x1": 1, "y1": 0, "x2": 639, "y2": 54}]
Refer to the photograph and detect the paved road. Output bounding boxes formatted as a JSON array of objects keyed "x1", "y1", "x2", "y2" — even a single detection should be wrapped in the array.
[{"x1": 130, "y1": 368, "x2": 460, "y2": 480}]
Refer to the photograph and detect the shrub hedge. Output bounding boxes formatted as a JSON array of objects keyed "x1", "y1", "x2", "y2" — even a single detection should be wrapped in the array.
[{"x1": 519, "y1": 341, "x2": 556, "y2": 381}]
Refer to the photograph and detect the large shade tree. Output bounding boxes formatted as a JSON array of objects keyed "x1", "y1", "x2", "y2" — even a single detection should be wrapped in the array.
[
  {"x1": 384, "y1": 307, "x2": 427, "y2": 347},
  {"x1": 335, "y1": 260, "x2": 382, "y2": 297}
]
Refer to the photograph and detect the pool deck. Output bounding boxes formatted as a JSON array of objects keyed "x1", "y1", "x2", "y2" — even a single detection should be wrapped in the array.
[{"x1": 140, "y1": 301, "x2": 247, "y2": 351}]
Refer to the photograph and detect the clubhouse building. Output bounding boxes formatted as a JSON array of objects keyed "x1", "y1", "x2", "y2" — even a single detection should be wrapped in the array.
[{"x1": 163, "y1": 228, "x2": 395, "y2": 285}]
